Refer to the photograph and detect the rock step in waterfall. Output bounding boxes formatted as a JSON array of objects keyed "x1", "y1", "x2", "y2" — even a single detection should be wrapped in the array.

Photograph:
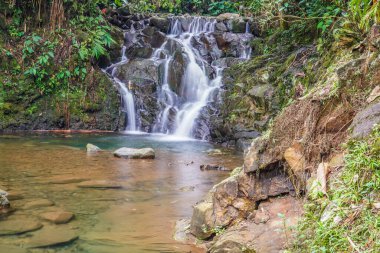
[{"x1": 105, "y1": 14, "x2": 254, "y2": 139}]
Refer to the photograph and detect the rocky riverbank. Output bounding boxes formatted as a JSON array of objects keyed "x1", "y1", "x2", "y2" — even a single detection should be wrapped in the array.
[{"x1": 177, "y1": 23, "x2": 380, "y2": 253}]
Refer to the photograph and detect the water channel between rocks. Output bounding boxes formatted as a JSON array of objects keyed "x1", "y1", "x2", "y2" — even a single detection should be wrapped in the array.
[{"x1": 0, "y1": 133, "x2": 242, "y2": 253}]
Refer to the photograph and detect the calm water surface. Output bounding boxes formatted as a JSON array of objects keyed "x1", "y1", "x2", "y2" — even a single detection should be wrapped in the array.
[{"x1": 0, "y1": 133, "x2": 242, "y2": 252}]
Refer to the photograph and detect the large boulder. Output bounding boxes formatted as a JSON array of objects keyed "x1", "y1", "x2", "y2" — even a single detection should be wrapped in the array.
[
  {"x1": 208, "y1": 196, "x2": 302, "y2": 253},
  {"x1": 150, "y1": 16, "x2": 170, "y2": 33},
  {"x1": 142, "y1": 26, "x2": 166, "y2": 48},
  {"x1": 115, "y1": 59, "x2": 159, "y2": 86},
  {"x1": 126, "y1": 46, "x2": 153, "y2": 59},
  {"x1": 114, "y1": 147, "x2": 155, "y2": 159},
  {"x1": 167, "y1": 48, "x2": 188, "y2": 93},
  {"x1": 190, "y1": 201, "x2": 215, "y2": 239}
]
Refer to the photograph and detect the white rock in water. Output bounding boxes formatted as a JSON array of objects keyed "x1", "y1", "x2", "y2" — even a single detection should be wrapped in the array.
[
  {"x1": 86, "y1": 143, "x2": 101, "y2": 152},
  {"x1": 113, "y1": 147, "x2": 155, "y2": 159}
]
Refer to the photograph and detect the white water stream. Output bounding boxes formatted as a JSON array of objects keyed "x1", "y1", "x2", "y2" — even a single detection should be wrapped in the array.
[{"x1": 106, "y1": 16, "x2": 252, "y2": 138}]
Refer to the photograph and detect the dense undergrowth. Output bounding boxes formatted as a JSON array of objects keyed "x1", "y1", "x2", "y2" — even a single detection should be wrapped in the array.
[
  {"x1": 0, "y1": 1, "x2": 122, "y2": 128},
  {"x1": 294, "y1": 126, "x2": 380, "y2": 252}
]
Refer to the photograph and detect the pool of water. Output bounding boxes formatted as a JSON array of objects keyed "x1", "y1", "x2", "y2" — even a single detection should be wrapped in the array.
[{"x1": 0, "y1": 133, "x2": 242, "y2": 252}]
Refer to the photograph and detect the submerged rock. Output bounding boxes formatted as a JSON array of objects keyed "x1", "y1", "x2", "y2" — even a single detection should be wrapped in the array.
[
  {"x1": 0, "y1": 218, "x2": 43, "y2": 235},
  {"x1": 0, "y1": 189, "x2": 10, "y2": 210},
  {"x1": 23, "y1": 199, "x2": 54, "y2": 209},
  {"x1": 114, "y1": 147, "x2": 155, "y2": 159},
  {"x1": 27, "y1": 225, "x2": 78, "y2": 248},
  {"x1": 77, "y1": 180, "x2": 123, "y2": 189},
  {"x1": 39, "y1": 211, "x2": 74, "y2": 224},
  {"x1": 200, "y1": 164, "x2": 230, "y2": 171}
]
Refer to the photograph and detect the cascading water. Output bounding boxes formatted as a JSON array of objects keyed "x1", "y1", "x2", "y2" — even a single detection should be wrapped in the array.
[
  {"x1": 106, "y1": 15, "x2": 253, "y2": 138},
  {"x1": 153, "y1": 17, "x2": 225, "y2": 138},
  {"x1": 105, "y1": 45, "x2": 138, "y2": 132}
]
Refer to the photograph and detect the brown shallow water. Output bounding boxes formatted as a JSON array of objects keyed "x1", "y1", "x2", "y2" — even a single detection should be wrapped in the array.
[{"x1": 0, "y1": 133, "x2": 242, "y2": 252}]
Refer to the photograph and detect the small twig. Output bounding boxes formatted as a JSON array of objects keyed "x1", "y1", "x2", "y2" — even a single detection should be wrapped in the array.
[{"x1": 347, "y1": 236, "x2": 362, "y2": 253}]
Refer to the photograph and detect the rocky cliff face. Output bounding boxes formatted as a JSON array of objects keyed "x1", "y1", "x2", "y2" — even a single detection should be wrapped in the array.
[
  {"x1": 105, "y1": 10, "x2": 257, "y2": 144},
  {"x1": 183, "y1": 26, "x2": 380, "y2": 252}
]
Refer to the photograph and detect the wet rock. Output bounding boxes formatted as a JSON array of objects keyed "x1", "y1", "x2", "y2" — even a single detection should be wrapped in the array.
[
  {"x1": 190, "y1": 201, "x2": 215, "y2": 239},
  {"x1": 200, "y1": 164, "x2": 230, "y2": 171},
  {"x1": 213, "y1": 32, "x2": 242, "y2": 57},
  {"x1": 114, "y1": 147, "x2": 155, "y2": 159},
  {"x1": 126, "y1": 46, "x2": 153, "y2": 59},
  {"x1": 86, "y1": 143, "x2": 101, "y2": 153},
  {"x1": 179, "y1": 186, "x2": 195, "y2": 192},
  {"x1": 168, "y1": 49, "x2": 187, "y2": 93},
  {"x1": 215, "y1": 22, "x2": 228, "y2": 32},
  {"x1": 0, "y1": 218, "x2": 43, "y2": 235},
  {"x1": 350, "y1": 101, "x2": 380, "y2": 138},
  {"x1": 115, "y1": 59, "x2": 159, "y2": 84},
  {"x1": 174, "y1": 218, "x2": 196, "y2": 243},
  {"x1": 77, "y1": 180, "x2": 123, "y2": 189},
  {"x1": 0, "y1": 189, "x2": 10, "y2": 209},
  {"x1": 0, "y1": 246, "x2": 27, "y2": 253},
  {"x1": 49, "y1": 177, "x2": 89, "y2": 184},
  {"x1": 23, "y1": 199, "x2": 54, "y2": 209},
  {"x1": 116, "y1": 6, "x2": 130, "y2": 16},
  {"x1": 27, "y1": 225, "x2": 78, "y2": 248},
  {"x1": 141, "y1": 26, "x2": 166, "y2": 48},
  {"x1": 206, "y1": 149, "x2": 225, "y2": 155},
  {"x1": 39, "y1": 211, "x2": 74, "y2": 224},
  {"x1": 150, "y1": 16, "x2": 170, "y2": 33},
  {"x1": 6, "y1": 191, "x2": 23, "y2": 201}
]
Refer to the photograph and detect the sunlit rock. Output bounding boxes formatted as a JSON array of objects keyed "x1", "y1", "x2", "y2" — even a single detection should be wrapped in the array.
[{"x1": 114, "y1": 147, "x2": 155, "y2": 159}]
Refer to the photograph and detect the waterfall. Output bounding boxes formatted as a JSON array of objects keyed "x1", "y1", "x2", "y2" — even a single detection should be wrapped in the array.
[
  {"x1": 105, "y1": 45, "x2": 138, "y2": 132},
  {"x1": 115, "y1": 78, "x2": 137, "y2": 131},
  {"x1": 106, "y1": 15, "x2": 253, "y2": 138},
  {"x1": 156, "y1": 17, "x2": 220, "y2": 138}
]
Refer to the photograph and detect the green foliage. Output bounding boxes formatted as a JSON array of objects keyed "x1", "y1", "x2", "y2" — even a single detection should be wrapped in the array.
[
  {"x1": 294, "y1": 126, "x2": 380, "y2": 252},
  {"x1": 208, "y1": 1, "x2": 239, "y2": 16},
  {"x1": 349, "y1": 0, "x2": 380, "y2": 32}
]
